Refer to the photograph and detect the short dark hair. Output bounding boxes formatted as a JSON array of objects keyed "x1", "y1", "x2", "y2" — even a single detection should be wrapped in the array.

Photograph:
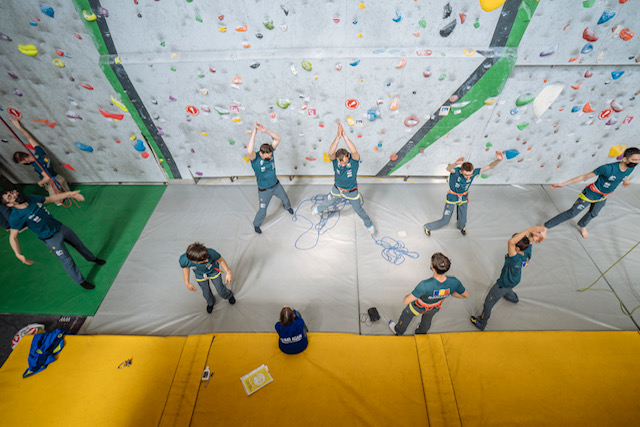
[
  {"x1": 279, "y1": 306, "x2": 295, "y2": 326},
  {"x1": 185, "y1": 242, "x2": 209, "y2": 262},
  {"x1": 13, "y1": 152, "x2": 29, "y2": 163},
  {"x1": 514, "y1": 234, "x2": 530, "y2": 252},
  {"x1": 461, "y1": 162, "x2": 474, "y2": 172},
  {"x1": 0, "y1": 190, "x2": 11, "y2": 206},
  {"x1": 623, "y1": 147, "x2": 640, "y2": 158},
  {"x1": 335, "y1": 148, "x2": 349, "y2": 160},
  {"x1": 259, "y1": 144, "x2": 273, "y2": 154},
  {"x1": 431, "y1": 252, "x2": 451, "y2": 275}
]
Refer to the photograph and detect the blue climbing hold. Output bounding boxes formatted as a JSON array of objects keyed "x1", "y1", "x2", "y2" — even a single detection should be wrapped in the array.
[
  {"x1": 571, "y1": 105, "x2": 581, "y2": 113},
  {"x1": 392, "y1": 11, "x2": 402, "y2": 23},
  {"x1": 40, "y1": 4, "x2": 55, "y2": 18},
  {"x1": 134, "y1": 140, "x2": 146, "y2": 151},
  {"x1": 349, "y1": 59, "x2": 360, "y2": 67},
  {"x1": 74, "y1": 142, "x2": 93, "y2": 152},
  {"x1": 611, "y1": 71, "x2": 624, "y2": 80},
  {"x1": 367, "y1": 109, "x2": 380, "y2": 121},
  {"x1": 581, "y1": 43, "x2": 593, "y2": 54},
  {"x1": 372, "y1": 49, "x2": 385, "y2": 54},
  {"x1": 597, "y1": 10, "x2": 615, "y2": 25},
  {"x1": 510, "y1": 107, "x2": 519, "y2": 115},
  {"x1": 505, "y1": 149, "x2": 519, "y2": 159}
]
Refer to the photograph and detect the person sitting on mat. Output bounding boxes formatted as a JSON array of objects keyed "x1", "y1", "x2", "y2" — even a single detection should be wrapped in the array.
[
  {"x1": 179, "y1": 242, "x2": 235, "y2": 313},
  {"x1": 424, "y1": 151, "x2": 503, "y2": 237},
  {"x1": 275, "y1": 306, "x2": 308, "y2": 354},
  {"x1": 1, "y1": 189, "x2": 105, "y2": 290},
  {"x1": 247, "y1": 121, "x2": 293, "y2": 234},
  {"x1": 312, "y1": 120, "x2": 375, "y2": 234},
  {"x1": 542, "y1": 147, "x2": 639, "y2": 239},
  {"x1": 388, "y1": 252, "x2": 468, "y2": 335},
  {"x1": 10, "y1": 119, "x2": 69, "y2": 200},
  {"x1": 470, "y1": 226, "x2": 546, "y2": 331}
]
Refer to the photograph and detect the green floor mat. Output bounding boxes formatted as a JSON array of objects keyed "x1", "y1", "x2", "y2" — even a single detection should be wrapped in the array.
[{"x1": 0, "y1": 185, "x2": 166, "y2": 316}]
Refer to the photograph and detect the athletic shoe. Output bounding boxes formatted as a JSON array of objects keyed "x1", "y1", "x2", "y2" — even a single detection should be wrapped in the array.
[
  {"x1": 254, "y1": 226, "x2": 262, "y2": 234},
  {"x1": 503, "y1": 292, "x2": 519, "y2": 303},
  {"x1": 79, "y1": 281, "x2": 95, "y2": 290},
  {"x1": 368, "y1": 225, "x2": 376, "y2": 235},
  {"x1": 388, "y1": 320, "x2": 397, "y2": 335},
  {"x1": 94, "y1": 258, "x2": 106, "y2": 265},
  {"x1": 206, "y1": 304, "x2": 214, "y2": 313},
  {"x1": 311, "y1": 207, "x2": 318, "y2": 216},
  {"x1": 470, "y1": 316, "x2": 485, "y2": 331},
  {"x1": 423, "y1": 225, "x2": 431, "y2": 236},
  {"x1": 460, "y1": 228, "x2": 467, "y2": 236},
  {"x1": 286, "y1": 207, "x2": 294, "y2": 214},
  {"x1": 229, "y1": 296, "x2": 236, "y2": 305}
]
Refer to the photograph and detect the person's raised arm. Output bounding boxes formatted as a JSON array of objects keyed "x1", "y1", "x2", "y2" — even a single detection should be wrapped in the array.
[
  {"x1": 480, "y1": 151, "x2": 504, "y2": 173},
  {"x1": 219, "y1": 256, "x2": 233, "y2": 285},
  {"x1": 508, "y1": 226, "x2": 545, "y2": 256},
  {"x1": 328, "y1": 121, "x2": 343, "y2": 160},
  {"x1": 247, "y1": 122, "x2": 258, "y2": 161},
  {"x1": 341, "y1": 126, "x2": 360, "y2": 161},
  {"x1": 9, "y1": 119, "x2": 40, "y2": 147},
  {"x1": 44, "y1": 190, "x2": 84, "y2": 204},
  {"x1": 550, "y1": 172, "x2": 596, "y2": 190},
  {"x1": 257, "y1": 122, "x2": 282, "y2": 149},
  {"x1": 9, "y1": 229, "x2": 33, "y2": 265},
  {"x1": 446, "y1": 157, "x2": 465, "y2": 173}
]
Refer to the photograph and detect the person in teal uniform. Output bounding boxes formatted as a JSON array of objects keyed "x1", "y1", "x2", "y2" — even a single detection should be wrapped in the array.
[
  {"x1": 312, "y1": 121, "x2": 375, "y2": 234},
  {"x1": 470, "y1": 226, "x2": 546, "y2": 331},
  {"x1": 388, "y1": 252, "x2": 468, "y2": 335},
  {"x1": 247, "y1": 121, "x2": 293, "y2": 234},
  {"x1": 179, "y1": 242, "x2": 235, "y2": 313},
  {"x1": 543, "y1": 147, "x2": 639, "y2": 238},
  {"x1": 424, "y1": 151, "x2": 503, "y2": 237}
]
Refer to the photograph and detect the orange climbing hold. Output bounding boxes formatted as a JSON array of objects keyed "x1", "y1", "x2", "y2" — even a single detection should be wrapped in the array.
[
  {"x1": 390, "y1": 154, "x2": 398, "y2": 161},
  {"x1": 583, "y1": 103, "x2": 594, "y2": 113},
  {"x1": 395, "y1": 59, "x2": 407, "y2": 68},
  {"x1": 568, "y1": 56, "x2": 580, "y2": 63},
  {"x1": 620, "y1": 28, "x2": 634, "y2": 41},
  {"x1": 571, "y1": 82, "x2": 583, "y2": 90},
  {"x1": 235, "y1": 25, "x2": 248, "y2": 32},
  {"x1": 232, "y1": 76, "x2": 243, "y2": 84},
  {"x1": 390, "y1": 96, "x2": 399, "y2": 111}
]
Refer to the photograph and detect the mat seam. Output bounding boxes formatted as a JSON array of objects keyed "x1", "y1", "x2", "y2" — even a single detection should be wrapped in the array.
[
  {"x1": 440, "y1": 335, "x2": 463, "y2": 427},
  {"x1": 413, "y1": 336, "x2": 430, "y2": 427}
]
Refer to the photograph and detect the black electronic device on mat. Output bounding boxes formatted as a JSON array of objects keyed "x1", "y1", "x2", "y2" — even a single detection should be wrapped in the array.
[{"x1": 367, "y1": 307, "x2": 381, "y2": 322}]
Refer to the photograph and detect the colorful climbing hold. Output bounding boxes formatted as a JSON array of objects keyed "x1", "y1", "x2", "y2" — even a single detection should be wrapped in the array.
[
  {"x1": 598, "y1": 109, "x2": 612, "y2": 120},
  {"x1": 263, "y1": 19, "x2": 274, "y2": 30},
  {"x1": 390, "y1": 154, "x2": 398, "y2": 162},
  {"x1": 459, "y1": 13, "x2": 467, "y2": 24},
  {"x1": 583, "y1": 103, "x2": 594, "y2": 113},
  {"x1": 232, "y1": 76, "x2": 243, "y2": 84},
  {"x1": 515, "y1": 93, "x2": 535, "y2": 106},
  {"x1": 235, "y1": 25, "x2": 248, "y2": 32},
  {"x1": 141, "y1": 152, "x2": 150, "y2": 159},
  {"x1": 74, "y1": 142, "x2": 93, "y2": 152},
  {"x1": 583, "y1": 28, "x2": 598, "y2": 42},
  {"x1": 619, "y1": 28, "x2": 634, "y2": 41},
  {"x1": 390, "y1": 97, "x2": 399, "y2": 111},
  {"x1": 395, "y1": 59, "x2": 407, "y2": 69},
  {"x1": 539, "y1": 45, "x2": 558, "y2": 57},
  {"x1": 473, "y1": 18, "x2": 480, "y2": 29},
  {"x1": 276, "y1": 99, "x2": 291, "y2": 109},
  {"x1": 605, "y1": 118, "x2": 618, "y2": 126},
  {"x1": 345, "y1": 99, "x2": 359, "y2": 110},
  {"x1": 82, "y1": 10, "x2": 96, "y2": 21},
  {"x1": 611, "y1": 71, "x2": 624, "y2": 80},
  {"x1": 186, "y1": 105, "x2": 199, "y2": 116},
  {"x1": 301, "y1": 60, "x2": 312, "y2": 71},
  {"x1": 581, "y1": 44, "x2": 593, "y2": 54},
  {"x1": 80, "y1": 83, "x2": 94, "y2": 90},
  {"x1": 516, "y1": 123, "x2": 529, "y2": 130},
  {"x1": 582, "y1": 0, "x2": 596, "y2": 6},
  {"x1": 404, "y1": 115, "x2": 419, "y2": 127},
  {"x1": 98, "y1": 108, "x2": 124, "y2": 120},
  {"x1": 597, "y1": 10, "x2": 616, "y2": 25},
  {"x1": 610, "y1": 100, "x2": 624, "y2": 112},
  {"x1": 418, "y1": 19, "x2": 426, "y2": 28},
  {"x1": 609, "y1": 145, "x2": 626, "y2": 157},
  {"x1": 438, "y1": 73, "x2": 446, "y2": 81},
  {"x1": 18, "y1": 44, "x2": 38, "y2": 56},
  {"x1": 134, "y1": 140, "x2": 145, "y2": 151},
  {"x1": 349, "y1": 60, "x2": 360, "y2": 67},
  {"x1": 505, "y1": 149, "x2": 519, "y2": 159},
  {"x1": 52, "y1": 58, "x2": 65, "y2": 68},
  {"x1": 480, "y1": 0, "x2": 507, "y2": 12},
  {"x1": 584, "y1": 70, "x2": 593, "y2": 78}
]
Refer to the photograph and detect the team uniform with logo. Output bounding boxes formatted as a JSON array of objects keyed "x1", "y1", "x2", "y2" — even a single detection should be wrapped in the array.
[
  {"x1": 545, "y1": 162, "x2": 635, "y2": 229},
  {"x1": 275, "y1": 309, "x2": 308, "y2": 354},
  {"x1": 393, "y1": 276, "x2": 466, "y2": 335},
  {"x1": 30, "y1": 146, "x2": 68, "y2": 196},
  {"x1": 250, "y1": 150, "x2": 291, "y2": 228},
  {"x1": 179, "y1": 248, "x2": 234, "y2": 306},
  {"x1": 425, "y1": 167, "x2": 481, "y2": 232}
]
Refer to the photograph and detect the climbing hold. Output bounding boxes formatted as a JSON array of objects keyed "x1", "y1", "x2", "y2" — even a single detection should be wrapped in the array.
[
  {"x1": 515, "y1": 93, "x2": 535, "y2": 106},
  {"x1": 438, "y1": 73, "x2": 446, "y2": 81},
  {"x1": 418, "y1": 19, "x2": 426, "y2": 28},
  {"x1": 235, "y1": 25, "x2": 248, "y2": 32},
  {"x1": 584, "y1": 70, "x2": 593, "y2": 78},
  {"x1": 583, "y1": 103, "x2": 594, "y2": 113},
  {"x1": 610, "y1": 100, "x2": 624, "y2": 112},
  {"x1": 66, "y1": 111, "x2": 83, "y2": 120},
  {"x1": 82, "y1": 10, "x2": 96, "y2": 21},
  {"x1": 390, "y1": 154, "x2": 398, "y2": 162},
  {"x1": 232, "y1": 76, "x2": 243, "y2": 84},
  {"x1": 416, "y1": 50, "x2": 432, "y2": 56},
  {"x1": 619, "y1": 28, "x2": 634, "y2": 41},
  {"x1": 485, "y1": 142, "x2": 493, "y2": 148},
  {"x1": 345, "y1": 99, "x2": 359, "y2": 110},
  {"x1": 439, "y1": 20, "x2": 456, "y2": 37},
  {"x1": 242, "y1": 43, "x2": 251, "y2": 48},
  {"x1": 510, "y1": 107, "x2": 519, "y2": 116},
  {"x1": 80, "y1": 83, "x2": 94, "y2": 90},
  {"x1": 263, "y1": 19, "x2": 274, "y2": 30},
  {"x1": 422, "y1": 71, "x2": 432, "y2": 78},
  {"x1": 404, "y1": 115, "x2": 419, "y2": 127},
  {"x1": 390, "y1": 97, "x2": 399, "y2": 111},
  {"x1": 598, "y1": 10, "x2": 616, "y2": 25},
  {"x1": 74, "y1": 142, "x2": 93, "y2": 152},
  {"x1": 110, "y1": 95, "x2": 128, "y2": 112},
  {"x1": 52, "y1": 58, "x2": 65, "y2": 68},
  {"x1": 323, "y1": 153, "x2": 331, "y2": 162},
  {"x1": 18, "y1": 44, "x2": 38, "y2": 56},
  {"x1": 571, "y1": 105, "x2": 581, "y2": 113},
  {"x1": 598, "y1": 109, "x2": 612, "y2": 120},
  {"x1": 505, "y1": 149, "x2": 519, "y2": 159},
  {"x1": 195, "y1": 12, "x2": 203, "y2": 23},
  {"x1": 8, "y1": 72, "x2": 18, "y2": 79},
  {"x1": 516, "y1": 123, "x2": 529, "y2": 130},
  {"x1": 581, "y1": 44, "x2": 593, "y2": 54},
  {"x1": 169, "y1": 96, "x2": 177, "y2": 101},
  {"x1": 484, "y1": 97, "x2": 497, "y2": 105},
  {"x1": 583, "y1": 28, "x2": 598, "y2": 42},
  {"x1": 73, "y1": 32, "x2": 82, "y2": 40},
  {"x1": 301, "y1": 60, "x2": 312, "y2": 71},
  {"x1": 611, "y1": 71, "x2": 624, "y2": 80},
  {"x1": 250, "y1": 62, "x2": 260, "y2": 69},
  {"x1": 539, "y1": 45, "x2": 558, "y2": 57},
  {"x1": 571, "y1": 81, "x2": 583, "y2": 90},
  {"x1": 346, "y1": 117, "x2": 355, "y2": 126},
  {"x1": 606, "y1": 118, "x2": 618, "y2": 126},
  {"x1": 533, "y1": 84, "x2": 564, "y2": 118},
  {"x1": 608, "y1": 145, "x2": 626, "y2": 157},
  {"x1": 62, "y1": 164, "x2": 75, "y2": 171},
  {"x1": 40, "y1": 4, "x2": 55, "y2": 18},
  {"x1": 305, "y1": 157, "x2": 317, "y2": 161},
  {"x1": 480, "y1": 0, "x2": 506, "y2": 12},
  {"x1": 0, "y1": 32, "x2": 12, "y2": 41},
  {"x1": 583, "y1": 0, "x2": 596, "y2": 6},
  {"x1": 463, "y1": 49, "x2": 476, "y2": 56},
  {"x1": 141, "y1": 152, "x2": 149, "y2": 159},
  {"x1": 349, "y1": 60, "x2": 360, "y2": 67},
  {"x1": 395, "y1": 59, "x2": 406, "y2": 68},
  {"x1": 359, "y1": 3, "x2": 366, "y2": 9},
  {"x1": 218, "y1": 26, "x2": 227, "y2": 32},
  {"x1": 449, "y1": 95, "x2": 458, "y2": 103},
  {"x1": 13, "y1": 89, "x2": 23, "y2": 97},
  {"x1": 443, "y1": 3, "x2": 452, "y2": 19},
  {"x1": 367, "y1": 109, "x2": 380, "y2": 121},
  {"x1": 459, "y1": 13, "x2": 467, "y2": 24},
  {"x1": 276, "y1": 99, "x2": 291, "y2": 109},
  {"x1": 55, "y1": 50, "x2": 64, "y2": 57},
  {"x1": 134, "y1": 140, "x2": 145, "y2": 151},
  {"x1": 186, "y1": 105, "x2": 199, "y2": 116},
  {"x1": 474, "y1": 18, "x2": 480, "y2": 28},
  {"x1": 98, "y1": 108, "x2": 124, "y2": 120},
  {"x1": 231, "y1": 117, "x2": 242, "y2": 123}
]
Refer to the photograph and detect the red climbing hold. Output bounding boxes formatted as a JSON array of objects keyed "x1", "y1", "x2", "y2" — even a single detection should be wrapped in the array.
[
  {"x1": 583, "y1": 28, "x2": 598, "y2": 42},
  {"x1": 620, "y1": 28, "x2": 634, "y2": 41},
  {"x1": 98, "y1": 108, "x2": 124, "y2": 120},
  {"x1": 141, "y1": 152, "x2": 150, "y2": 159},
  {"x1": 80, "y1": 83, "x2": 94, "y2": 90},
  {"x1": 584, "y1": 70, "x2": 593, "y2": 78},
  {"x1": 390, "y1": 154, "x2": 398, "y2": 161},
  {"x1": 459, "y1": 13, "x2": 466, "y2": 24},
  {"x1": 62, "y1": 163, "x2": 75, "y2": 171},
  {"x1": 598, "y1": 108, "x2": 612, "y2": 120},
  {"x1": 345, "y1": 99, "x2": 359, "y2": 110}
]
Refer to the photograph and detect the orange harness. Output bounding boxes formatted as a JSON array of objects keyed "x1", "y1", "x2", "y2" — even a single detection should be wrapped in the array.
[{"x1": 410, "y1": 299, "x2": 444, "y2": 315}]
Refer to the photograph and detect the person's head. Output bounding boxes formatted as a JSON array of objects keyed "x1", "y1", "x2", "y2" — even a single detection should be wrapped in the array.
[
  {"x1": 13, "y1": 151, "x2": 34, "y2": 165},
  {"x1": 430, "y1": 252, "x2": 451, "y2": 275},
  {"x1": 259, "y1": 144, "x2": 274, "y2": 160},
  {"x1": 622, "y1": 147, "x2": 640, "y2": 168},
  {"x1": 0, "y1": 189, "x2": 27, "y2": 207},
  {"x1": 336, "y1": 148, "x2": 350, "y2": 166},
  {"x1": 460, "y1": 162, "x2": 474, "y2": 178},
  {"x1": 185, "y1": 242, "x2": 209, "y2": 264},
  {"x1": 279, "y1": 306, "x2": 295, "y2": 326},
  {"x1": 513, "y1": 233, "x2": 531, "y2": 252}
]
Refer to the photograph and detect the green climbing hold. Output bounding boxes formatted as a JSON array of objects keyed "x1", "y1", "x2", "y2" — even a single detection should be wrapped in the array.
[
  {"x1": 229, "y1": 140, "x2": 236, "y2": 145},
  {"x1": 276, "y1": 98, "x2": 291, "y2": 109},
  {"x1": 473, "y1": 18, "x2": 480, "y2": 29},
  {"x1": 438, "y1": 73, "x2": 446, "y2": 81},
  {"x1": 418, "y1": 20, "x2": 426, "y2": 28},
  {"x1": 214, "y1": 106, "x2": 230, "y2": 115},
  {"x1": 301, "y1": 60, "x2": 312, "y2": 71},
  {"x1": 480, "y1": 174, "x2": 488, "y2": 179},
  {"x1": 197, "y1": 72, "x2": 204, "y2": 78},
  {"x1": 195, "y1": 12, "x2": 202, "y2": 23},
  {"x1": 517, "y1": 122, "x2": 529, "y2": 130},
  {"x1": 160, "y1": 41, "x2": 165, "y2": 47},
  {"x1": 515, "y1": 93, "x2": 535, "y2": 106},
  {"x1": 582, "y1": 0, "x2": 596, "y2": 7},
  {"x1": 170, "y1": 67, "x2": 176, "y2": 72},
  {"x1": 264, "y1": 19, "x2": 274, "y2": 30},
  {"x1": 485, "y1": 142, "x2": 493, "y2": 148},
  {"x1": 440, "y1": 52, "x2": 446, "y2": 57}
]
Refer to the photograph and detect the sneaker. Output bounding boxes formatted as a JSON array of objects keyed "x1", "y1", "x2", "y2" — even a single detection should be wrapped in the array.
[
  {"x1": 388, "y1": 320, "x2": 397, "y2": 335},
  {"x1": 286, "y1": 207, "x2": 294, "y2": 214},
  {"x1": 470, "y1": 316, "x2": 484, "y2": 331},
  {"x1": 254, "y1": 226, "x2": 262, "y2": 234},
  {"x1": 311, "y1": 207, "x2": 318, "y2": 216},
  {"x1": 79, "y1": 281, "x2": 95, "y2": 290},
  {"x1": 423, "y1": 225, "x2": 431, "y2": 237},
  {"x1": 94, "y1": 258, "x2": 106, "y2": 265},
  {"x1": 368, "y1": 225, "x2": 376, "y2": 235},
  {"x1": 229, "y1": 296, "x2": 236, "y2": 305},
  {"x1": 503, "y1": 292, "x2": 519, "y2": 304},
  {"x1": 206, "y1": 304, "x2": 214, "y2": 313},
  {"x1": 460, "y1": 228, "x2": 467, "y2": 236},
  {"x1": 56, "y1": 202, "x2": 63, "y2": 206}
]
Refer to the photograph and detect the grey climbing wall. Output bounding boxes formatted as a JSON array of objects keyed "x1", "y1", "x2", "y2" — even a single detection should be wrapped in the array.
[{"x1": 1, "y1": 0, "x2": 638, "y2": 183}]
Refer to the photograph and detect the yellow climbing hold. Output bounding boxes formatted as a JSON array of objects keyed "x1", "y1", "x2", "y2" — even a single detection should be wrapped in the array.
[
  {"x1": 200, "y1": 89, "x2": 209, "y2": 95},
  {"x1": 243, "y1": 155, "x2": 250, "y2": 163},
  {"x1": 463, "y1": 49, "x2": 476, "y2": 57},
  {"x1": 357, "y1": 33, "x2": 363, "y2": 38},
  {"x1": 479, "y1": 0, "x2": 506, "y2": 12},
  {"x1": 218, "y1": 26, "x2": 227, "y2": 32},
  {"x1": 129, "y1": 134, "x2": 137, "y2": 140},
  {"x1": 18, "y1": 44, "x2": 38, "y2": 56},
  {"x1": 484, "y1": 97, "x2": 498, "y2": 105},
  {"x1": 323, "y1": 152, "x2": 330, "y2": 162},
  {"x1": 114, "y1": 56, "x2": 122, "y2": 64},
  {"x1": 52, "y1": 58, "x2": 65, "y2": 68},
  {"x1": 171, "y1": 53, "x2": 179, "y2": 59},
  {"x1": 200, "y1": 131, "x2": 208, "y2": 136},
  {"x1": 359, "y1": 3, "x2": 366, "y2": 9},
  {"x1": 346, "y1": 117, "x2": 355, "y2": 126},
  {"x1": 110, "y1": 95, "x2": 129, "y2": 112},
  {"x1": 83, "y1": 10, "x2": 97, "y2": 21},
  {"x1": 608, "y1": 145, "x2": 626, "y2": 157},
  {"x1": 232, "y1": 117, "x2": 242, "y2": 122}
]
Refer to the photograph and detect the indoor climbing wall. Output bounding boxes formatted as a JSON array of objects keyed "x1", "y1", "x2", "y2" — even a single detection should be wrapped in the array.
[{"x1": 1, "y1": 0, "x2": 638, "y2": 183}]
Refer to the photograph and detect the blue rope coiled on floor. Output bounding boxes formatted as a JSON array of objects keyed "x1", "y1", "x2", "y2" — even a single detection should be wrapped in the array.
[
  {"x1": 291, "y1": 194, "x2": 348, "y2": 250},
  {"x1": 370, "y1": 234, "x2": 420, "y2": 265}
]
